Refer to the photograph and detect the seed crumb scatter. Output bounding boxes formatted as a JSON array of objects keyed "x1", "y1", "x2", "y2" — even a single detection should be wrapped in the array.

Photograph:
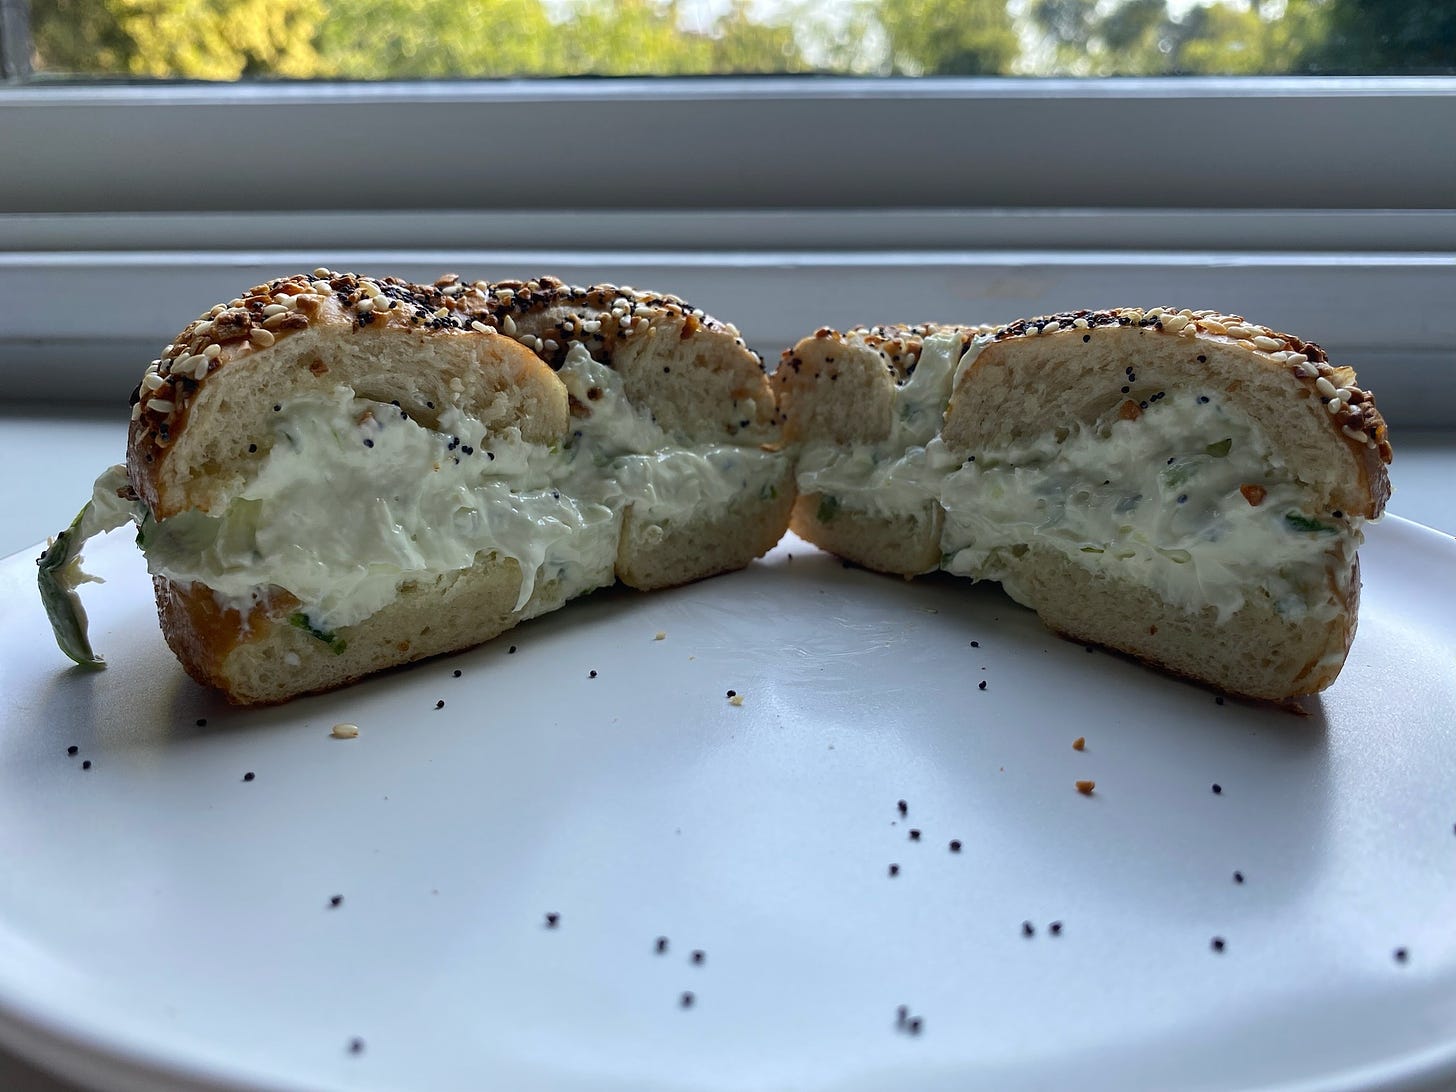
[
  {"x1": 654, "y1": 631, "x2": 667, "y2": 641},
  {"x1": 1072, "y1": 736, "x2": 1086, "y2": 751},
  {"x1": 1076, "y1": 780, "x2": 1096, "y2": 795}
]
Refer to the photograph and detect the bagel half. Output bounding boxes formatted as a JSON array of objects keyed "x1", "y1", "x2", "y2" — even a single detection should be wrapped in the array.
[
  {"x1": 776, "y1": 307, "x2": 1392, "y2": 701},
  {"x1": 44, "y1": 272, "x2": 793, "y2": 704}
]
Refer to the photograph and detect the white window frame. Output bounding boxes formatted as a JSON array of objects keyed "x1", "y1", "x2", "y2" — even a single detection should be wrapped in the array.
[{"x1": 1, "y1": 77, "x2": 1453, "y2": 424}]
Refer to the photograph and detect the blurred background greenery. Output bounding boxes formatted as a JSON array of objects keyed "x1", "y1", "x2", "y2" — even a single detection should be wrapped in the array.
[{"x1": 21, "y1": 0, "x2": 1455, "y2": 80}]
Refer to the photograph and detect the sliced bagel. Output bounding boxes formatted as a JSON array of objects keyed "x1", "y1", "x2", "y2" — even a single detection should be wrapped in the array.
[
  {"x1": 775, "y1": 307, "x2": 1391, "y2": 700},
  {"x1": 80, "y1": 270, "x2": 792, "y2": 703},
  {"x1": 939, "y1": 307, "x2": 1390, "y2": 699},
  {"x1": 772, "y1": 323, "x2": 991, "y2": 575}
]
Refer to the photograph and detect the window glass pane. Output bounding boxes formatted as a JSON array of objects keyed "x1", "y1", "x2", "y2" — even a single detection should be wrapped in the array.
[{"x1": 16, "y1": 0, "x2": 1455, "y2": 80}]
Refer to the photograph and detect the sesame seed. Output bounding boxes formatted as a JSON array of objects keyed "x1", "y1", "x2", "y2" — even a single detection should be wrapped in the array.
[
  {"x1": 331, "y1": 723, "x2": 359, "y2": 739},
  {"x1": 249, "y1": 328, "x2": 275, "y2": 347},
  {"x1": 147, "y1": 399, "x2": 175, "y2": 414}
]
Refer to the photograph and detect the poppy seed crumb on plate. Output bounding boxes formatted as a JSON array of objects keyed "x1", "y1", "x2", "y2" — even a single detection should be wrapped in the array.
[
  {"x1": 452, "y1": 669, "x2": 462, "y2": 677},
  {"x1": 691, "y1": 950, "x2": 705, "y2": 965},
  {"x1": 680, "y1": 991, "x2": 695, "y2": 1008},
  {"x1": 545, "y1": 912, "x2": 560, "y2": 928},
  {"x1": 1022, "y1": 921, "x2": 1035, "y2": 937},
  {"x1": 1233, "y1": 871, "x2": 1245, "y2": 884},
  {"x1": 82, "y1": 760, "x2": 92, "y2": 770},
  {"x1": 347, "y1": 1037, "x2": 364, "y2": 1055},
  {"x1": 329, "y1": 895, "x2": 343, "y2": 908},
  {"x1": 909, "y1": 829, "x2": 921, "y2": 841},
  {"x1": 897, "y1": 799, "x2": 908, "y2": 815},
  {"x1": 196, "y1": 718, "x2": 207, "y2": 727},
  {"x1": 896, "y1": 1005, "x2": 908, "y2": 1026},
  {"x1": 978, "y1": 680, "x2": 987, "y2": 691},
  {"x1": 1050, "y1": 921, "x2": 1063, "y2": 936},
  {"x1": 970, "y1": 641, "x2": 979, "y2": 648},
  {"x1": 243, "y1": 771, "x2": 255, "y2": 781},
  {"x1": 1212, "y1": 783, "x2": 1223, "y2": 794},
  {"x1": 588, "y1": 670, "x2": 597, "y2": 678},
  {"x1": 949, "y1": 840, "x2": 962, "y2": 852},
  {"x1": 907, "y1": 1017, "x2": 923, "y2": 1035},
  {"x1": 888, "y1": 864, "x2": 900, "y2": 877},
  {"x1": 1211, "y1": 936, "x2": 1226, "y2": 952},
  {"x1": 435, "y1": 699, "x2": 445, "y2": 709},
  {"x1": 508, "y1": 645, "x2": 517, "y2": 654},
  {"x1": 655, "y1": 936, "x2": 669, "y2": 954},
  {"x1": 1395, "y1": 947, "x2": 1409, "y2": 963},
  {"x1": 66, "y1": 745, "x2": 78, "y2": 756}
]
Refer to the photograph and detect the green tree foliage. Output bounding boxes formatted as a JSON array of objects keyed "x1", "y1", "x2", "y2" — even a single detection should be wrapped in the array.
[
  {"x1": 1028, "y1": 0, "x2": 1347, "y2": 76},
  {"x1": 1300, "y1": 0, "x2": 1456, "y2": 74},
  {"x1": 315, "y1": 0, "x2": 556, "y2": 78},
  {"x1": 25, "y1": 0, "x2": 1456, "y2": 81},
  {"x1": 709, "y1": 0, "x2": 808, "y2": 73},
  {"x1": 31, "y1": 0, "x2": 327, "y2": 78},
  {"x1": 871, "y1": 0, "x2": 1019, "y2": 74}
]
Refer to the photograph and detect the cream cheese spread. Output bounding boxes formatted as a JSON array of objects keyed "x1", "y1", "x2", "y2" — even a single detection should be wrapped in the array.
[
  {"x1": 130, "y1": 343, "x2": 787, "y2": 634},
  {"x1": 939, "y1": 396, "x2": 1361, "y2": 622},
  {"x1": 793, "y1": 330, "x2": 965, "y2": 521}
]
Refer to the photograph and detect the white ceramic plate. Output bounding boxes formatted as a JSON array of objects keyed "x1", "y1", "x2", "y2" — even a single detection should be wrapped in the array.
[{"x1": 1, "y1": 520, "x2": 1454, "y2": 1092}]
